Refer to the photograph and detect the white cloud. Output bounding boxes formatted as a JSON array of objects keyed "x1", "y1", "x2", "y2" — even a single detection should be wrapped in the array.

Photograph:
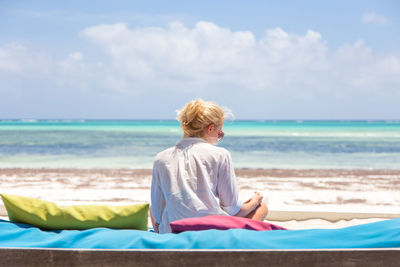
[
  {"x1": 0, "y1": 43, "x2": 53, "y2": 74},
  {"x1": 80, "y1": 22, "x2": 257, "y2": 78},
  {"x1": 79, "y1": 22, "x2": 334, "y2": 93},
  {"x1": 362, "y1": 12, "x2": 390, "y2": 24},
  {"x1": 0, "y1": 43, "x2": 30, "y2": 72},
  {"x1": 334, "y1": 39, "x2": 399, "y2": 86},
  {"x1": 55, "y1": 51, "x2": 108, "y2": 92},
  {"x1": 58, "y1": 52, "x2": 84, "y2": 73},
  {"x1": 78, "y1": 21, "x2": 400, "y2": 99},
  {"x1": 2, "y1": 21, "x2": 399, "y2": 119}
]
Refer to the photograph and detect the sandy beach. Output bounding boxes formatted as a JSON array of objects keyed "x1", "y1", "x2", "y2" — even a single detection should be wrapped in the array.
[{"x1": 1, "y1": 168, "x2": 399, "y2": 229}]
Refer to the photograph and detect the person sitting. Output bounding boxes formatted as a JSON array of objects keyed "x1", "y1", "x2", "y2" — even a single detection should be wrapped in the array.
[{"x1": 150, "y1": 99, "x2": 268, "y2": 233}]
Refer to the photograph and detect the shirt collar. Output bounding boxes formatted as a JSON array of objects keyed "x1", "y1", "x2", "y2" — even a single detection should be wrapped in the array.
[{"x1": 176, "y1": 137, "x2": 207, "y2": 148}]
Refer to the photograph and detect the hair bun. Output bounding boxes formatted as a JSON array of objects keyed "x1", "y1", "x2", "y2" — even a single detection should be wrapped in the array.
[{"x1": 176, "y1": 99, "x2": 227, "y2": 138}]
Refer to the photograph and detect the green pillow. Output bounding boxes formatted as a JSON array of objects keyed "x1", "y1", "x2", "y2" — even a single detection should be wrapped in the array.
[{"x1": 0, "y1": 194, "x2": 148, "y2": 230}]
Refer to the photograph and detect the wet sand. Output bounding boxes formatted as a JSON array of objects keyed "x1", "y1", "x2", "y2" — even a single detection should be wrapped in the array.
[{"x1": 2, "y1": 167, "x2": 400, "y2": 178}]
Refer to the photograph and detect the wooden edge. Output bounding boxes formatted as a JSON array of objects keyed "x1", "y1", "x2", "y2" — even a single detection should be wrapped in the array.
[
  {"x1": 266, "y1": 210, "x2": 400, "y2": 222},
  {"x1": 0, "y1": 248, "x2": 399, "y2": 267},
  {"x1": 0, "y1": 205, "x2": 6, "y2": 216}
]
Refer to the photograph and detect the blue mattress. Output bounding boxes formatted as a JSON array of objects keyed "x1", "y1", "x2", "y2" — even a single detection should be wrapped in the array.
[{"x1": 0, "y1": 218, "x2": 399, "y2": 249}]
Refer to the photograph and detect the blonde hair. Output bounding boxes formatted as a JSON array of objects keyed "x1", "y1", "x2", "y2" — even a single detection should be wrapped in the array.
[{"x1": 177, "y1": 99, "x2": 227, "y2": 138}]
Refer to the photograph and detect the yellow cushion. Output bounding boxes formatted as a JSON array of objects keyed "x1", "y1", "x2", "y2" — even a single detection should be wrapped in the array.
[{"x1": 1, "y1": 194, "x2": 148, "y2": 230}]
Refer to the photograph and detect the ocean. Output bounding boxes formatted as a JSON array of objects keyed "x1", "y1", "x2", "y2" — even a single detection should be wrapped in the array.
[{"x1": 0, "y1": 120, "x2": 400, "y2": 169}]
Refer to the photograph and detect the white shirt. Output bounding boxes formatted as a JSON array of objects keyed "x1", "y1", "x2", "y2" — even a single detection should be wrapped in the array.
[{"x1": 151, "y1": 137, "x2": 243, "y2": 234}]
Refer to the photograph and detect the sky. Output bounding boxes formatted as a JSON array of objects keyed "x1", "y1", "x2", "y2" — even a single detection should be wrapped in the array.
[{"x1": 1, "y1": 0, "x2": 399, "y2": 120}]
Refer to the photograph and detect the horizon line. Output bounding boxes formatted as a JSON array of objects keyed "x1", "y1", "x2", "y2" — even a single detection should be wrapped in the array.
[{"x1": 1, "y1": 118, "x2": 400, "y2": 122}]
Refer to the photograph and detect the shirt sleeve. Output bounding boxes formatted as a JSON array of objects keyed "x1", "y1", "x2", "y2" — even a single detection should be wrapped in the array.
[
  {"x1": 150, "y1": 161, "x2": 165, "y2": 224},
  {"x1": 216, "y1": 150, "x2": 243, "y2": 215}
]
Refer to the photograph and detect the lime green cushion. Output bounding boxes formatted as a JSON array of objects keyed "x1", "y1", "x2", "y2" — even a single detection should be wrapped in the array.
[{"x1": 0, "y1": 194, "x2": 148, "y2": 230}]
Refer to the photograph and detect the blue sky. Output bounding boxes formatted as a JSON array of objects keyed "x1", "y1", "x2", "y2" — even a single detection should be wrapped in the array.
[{"x1": 1, "y1": 0, "x2": 399, "y2": 119}]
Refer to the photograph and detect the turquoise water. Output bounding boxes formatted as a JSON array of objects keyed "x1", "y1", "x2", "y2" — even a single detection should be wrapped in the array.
[{"x1": 1, "y1": 120, "x2": 400, "y2": 169}]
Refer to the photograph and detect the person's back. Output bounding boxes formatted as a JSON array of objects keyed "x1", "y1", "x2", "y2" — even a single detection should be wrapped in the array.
[
  {"x1": 152, "y1": 137, "x2": 242, "y2": 233},
  {"x1": 150, "y1": 99, "x2": 268, "y2": 234}
]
